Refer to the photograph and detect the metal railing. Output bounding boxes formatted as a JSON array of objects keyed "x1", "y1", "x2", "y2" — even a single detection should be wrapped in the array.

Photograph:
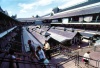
[
  {"x1": 0, "y1": 54, "x2": 78, "y2": 68},
  {"x1": 50, "y1": 45, "x2": 74, "y2": 56},
  {"x1": 50, "y1": 45, "x2": 100, "y2": 68},
  {"x1": 1, "y1": 46, "x2": 99, "y2": 68},
  {"x1": 0, "y1": 54, "x2": 58, "y2": 68},
  {"x1": 0, "y1": 46, "x2": 79, "y2": 68},
  {"x1": 77, "y1": 55, "x2": 100, "y2": 68},
  {"x1": 2, "y1": 48, "x2": 99, "y2": 68},
  {"x1": 57, "y1": 55, "x2": 77, "y2": 68}
]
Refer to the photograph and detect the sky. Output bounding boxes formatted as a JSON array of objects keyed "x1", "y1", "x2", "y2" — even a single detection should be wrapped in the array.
[{"x1": 0, "y1": 0, "x2": 88, "y2": 18}]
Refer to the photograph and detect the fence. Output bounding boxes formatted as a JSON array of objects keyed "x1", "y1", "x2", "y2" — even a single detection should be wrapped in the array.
[
  {"x1": 78, "y1": 56, "x2": 100, "y2": 68},
  {"x1": 0, "y1": 48, "x2": 78, "y2": 68}
]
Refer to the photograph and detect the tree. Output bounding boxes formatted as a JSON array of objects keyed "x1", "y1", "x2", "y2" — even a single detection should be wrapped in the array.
[
  {"x1": 36, "y1": 15, "x2": 39, "y2": 18},
  {"x1": 11, "y1": 14, "x2": 17, "y2": 19},
  {"x1": 32, "y1": 16, "x2": 34, "y2": 18},
  {"x1": 51, "y1": 13, "x2": 53, "y2": 16},
  {"x1": 0, "y1": 6, "x2": 3, "y2": 12}
]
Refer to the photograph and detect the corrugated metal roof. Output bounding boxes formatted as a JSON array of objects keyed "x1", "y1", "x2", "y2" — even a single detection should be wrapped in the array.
[
  {"x1": 48, "y1": 28, "x2": 79, "y2": 39},
  {"x1": 60, "y1": 0, "x2": 100, "y2": 12},
  {"x1": 17, "y1": 17, "x2": 45, "y2": 22},
  {"x1": 0, "y1": 26, "x2": 17, "y2": 38},
  {"x1": 17, "y1": 18, "x2": 35, "y2": 22},
  {"x1": 48, "y1": 32, "x2": 71, "y2": 43},
  {"x1": 80, "y1": 32, "x2": 94, "y2": 38},
  {"x1": 44, "y1": 3, "x2": 100, "y2": 19},
  {"x1": 58, "y1": 6, "x2": 99, "y2": 18}
]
